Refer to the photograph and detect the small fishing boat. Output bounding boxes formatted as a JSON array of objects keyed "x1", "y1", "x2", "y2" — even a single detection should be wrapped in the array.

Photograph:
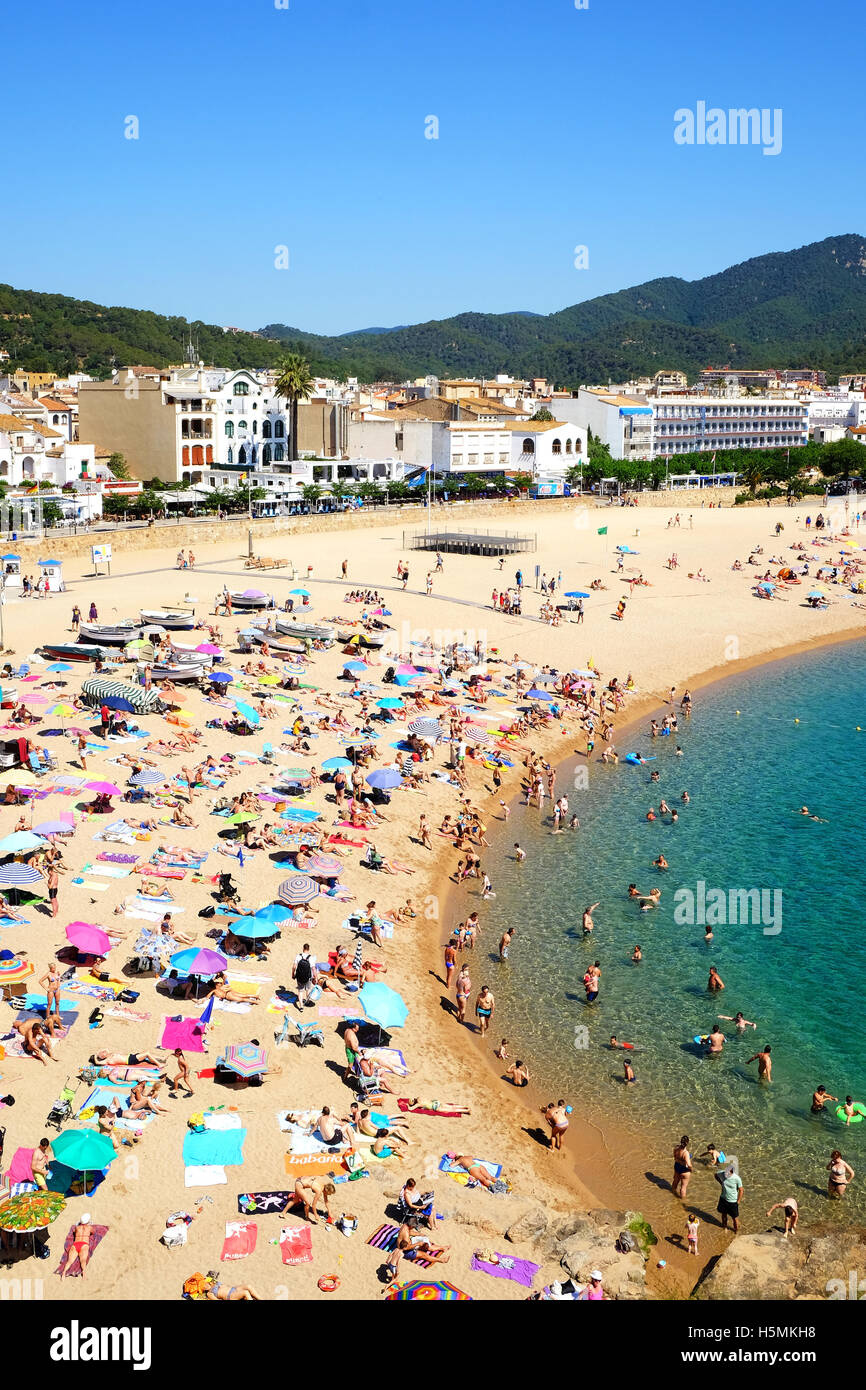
[
  {"x1": 42, "y1": 643, "x2": 114, "y2": 663},
  {"x1": 168, "y1": 642, "x2": 213, "y2": 667},
  {"x1": 145, "y1": 663, "x2": 206, "y2": 683},
  {"x1": 79, "y1": 621, "x2": 138, "y2": 646},
  {"x1": 274, "y1": 618, "x2": 336, "y2": 642},
  {"x1": 337, "y1": 628, "x2": 386, "y2": 649},
  {"x1": 248, "y1": 628, "x2": 306, "y2": 655},
  {"x1": 140, "y1": 608, "x2": 196, "y2": 630}
]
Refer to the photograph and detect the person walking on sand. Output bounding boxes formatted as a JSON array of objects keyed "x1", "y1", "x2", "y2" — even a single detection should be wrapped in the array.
[
  {"x1": 341, "y1": 559, "x2": 348, "y2": 579},
  {"x1": 47, "y1": 865, "x2": 59, "y2": 919},
  {"x1": 455, "y1": 964, "x2": 471, "y2": 1024},
  {"x1": 672, "y1": 1135, "x2": 693, "y2": 1199},
  {"x1": 542, "y1": 1100, "x2": 570, "y2": 1152},
  {"x1": 443, "y1": 938, "x2": 457, "y2": 989},
  {"x1": 418, "y1": 814, "x2": 433, "y2": 850},
  {"x1": 169, "y1": 1047, "x2": 194, "y2": 1098}
]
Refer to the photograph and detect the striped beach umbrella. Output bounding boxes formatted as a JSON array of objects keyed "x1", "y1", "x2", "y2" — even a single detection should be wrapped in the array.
[
  {"x1": 385, "y1": 1280, "x2": 471, "y2": 1301},
  {"x1": 301, "y1": 853, "x2": 343, "y2": 879},
  {"x1": 0, "y1": 864, "x2": 43, "y2": 887},
  {"x1": 0, "y1": 954, "x2": 35, "y2": 987},
  {"x1": 277, "y1": 874, "x2": 320, "y2": 906},
  {"x1": 130, "y1": 769, "x2": 165, "y2": 786},
  {"x1": 462, "y1": 726, "x2": 491, "y2": 746},
  {"x1": 220, "y1": 1043, "x2": 269, "y2": 1077},
  {"x1": 408, "y1": 718, "x2": 441, "y2": 738}
]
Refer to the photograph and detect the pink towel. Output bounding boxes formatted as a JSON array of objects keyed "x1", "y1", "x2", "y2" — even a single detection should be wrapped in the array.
[
  {"x1": 7, "y1": 1147, "x2": 35, "y2": 1183},
  {"x1": 279, "y1": 1224, "x2": 313, "y2": 1265},
  {"x1": 160, "y1": 1015, "x2": 207, "y2": 1052},
  {"x1": 221, "y1": 1220, "x2": 257, "y2": 1261}
]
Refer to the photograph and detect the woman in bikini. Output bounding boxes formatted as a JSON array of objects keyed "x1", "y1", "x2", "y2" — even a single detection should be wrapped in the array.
[
  {"x1": 63, "y1": 1216, "x2": 94, "y2": 1279},
  {"x1": 39, "y1": 962, "x2": 63, "y2": 1018},
  {"x1": 672, "y1": 1135, "x2": 693, "y2": 1199},
  {"x1": 827, "y1": 1150, "x2": 855, "y2": 1198},
  {"x1": 205, "y1": 1271, "x2": 263, "y2": 1300}
]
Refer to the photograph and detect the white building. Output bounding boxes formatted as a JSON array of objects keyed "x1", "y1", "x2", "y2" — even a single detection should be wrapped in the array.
[{"x1": 807, "y1": 392, "x2": 866, "y2": 443}]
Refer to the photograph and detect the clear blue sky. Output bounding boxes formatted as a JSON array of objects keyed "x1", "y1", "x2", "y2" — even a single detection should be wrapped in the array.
[{"x1": 8, "y1": 0, "x2": 864, "y2": 336}]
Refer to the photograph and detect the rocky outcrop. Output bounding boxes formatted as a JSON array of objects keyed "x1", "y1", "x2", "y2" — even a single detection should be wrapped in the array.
[
  {"x1": 504, "y1": 1202, "x2": 651, "y2": 1299},
  {"x1": 694, "y1": 1228, "x2": 866, "y2": 1300}
]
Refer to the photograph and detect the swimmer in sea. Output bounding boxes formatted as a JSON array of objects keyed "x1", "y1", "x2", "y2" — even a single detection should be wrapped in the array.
[
  {"x1": 499, "y1": 927, "x2": 514, "y2": 961},
  {"x1": 705, "y1": 1024, "x2": 725, "y2": 1054},
  {"x1": 632, "y1": 945, "x2": 642, "y2": 962},
  {"x1": 623, "y1": 1056, "x2": 636, "y2": 1084},
  {"x1": 796, "y1": 806, "x2": 828, "y2": 822},
  {"x1": 707, "y1": 966, "x2": 725, "y2": 992},
  {"x1": 681, "y1": 791, "x2": 690, "y2": 803},
  {"x1": 653, "y1": 853, "x2": 668, "y2": 870},
  {"x1": 747, "y1": 1045, "x2": 773, "y2": 1082},
  {"x1": 581, "y1": 901, "x2": 600, "y2": 936},
  {"x1": 811, "y1": 1085, "x2": 838, "y2": 1114},
  {"x1": 719, "y1": 1012, "x2": 756, "y2": 1031},
  {"x1": 704, "y1": 922, "x2": 713, "y2": 941}
]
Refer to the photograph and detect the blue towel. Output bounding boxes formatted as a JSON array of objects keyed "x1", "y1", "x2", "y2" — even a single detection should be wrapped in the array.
[
  {"x1": 438, "y1": 1155, "x2": 501, "y2": 1179},
  {"x1": 183, "y1": 1127, "x2": 247, "y2": 1167}
]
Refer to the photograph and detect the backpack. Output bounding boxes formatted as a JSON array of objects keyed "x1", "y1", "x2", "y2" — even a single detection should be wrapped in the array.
[
  {"x1": 615, "y1": 1230, "x2": 637, "y2": 1255},
  {"x1": 294, "y1": 956, "x2": 313, "y2": 988}
]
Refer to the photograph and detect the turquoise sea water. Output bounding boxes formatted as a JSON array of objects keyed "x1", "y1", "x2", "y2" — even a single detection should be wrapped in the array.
[{"x1": 481, "y1": 639, "x2": 866, "y2": 1219}]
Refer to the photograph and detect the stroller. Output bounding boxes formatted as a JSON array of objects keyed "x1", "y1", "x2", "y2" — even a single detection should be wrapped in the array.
[{"x1": 46, "y1": 1077, "x2": 79, "y2": 1132}]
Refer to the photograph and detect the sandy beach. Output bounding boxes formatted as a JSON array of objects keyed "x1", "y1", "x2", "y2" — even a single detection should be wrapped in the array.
[{"x1": 0, "y1": 498, "x2": 863, "y2": 1302}]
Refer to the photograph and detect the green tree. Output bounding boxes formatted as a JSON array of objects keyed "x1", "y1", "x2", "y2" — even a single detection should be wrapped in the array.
[
  {"x1": 302, "y1": 483, "x2": 322, "y2": 505},
  {"x1": 820, "y1": 437, "x2": 866, "y2": 483},
  {"x1": 385, "y1": 479, "x2": 410, "y2": 502},
  {"x1": 511, "y1": 471, "x2": 533, "y2": 492},
  {"x1": 274, "y1": 353, "x2": 315, "y2": 462},
  {"x1": 356, "y1": 480, "x2": 382, "y2": 503},
  {"x1": 41, "y1": 500, "x2": 63, "y2": 527},
  {"x1": 107, "y1": 452, "x2": 130, "y2": 480},
  {"x1": 460, "y1": 474, "x2": 487, "y2": 497},
  {"x1": 531, "y1": 407, "x2": 554, "y2": 422}
]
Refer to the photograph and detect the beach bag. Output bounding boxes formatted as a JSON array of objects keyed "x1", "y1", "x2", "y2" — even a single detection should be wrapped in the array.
[
  {"x1": 118, "y1": 989, "x2": 140, "y2": 1004},
  {"x1": 615, "y1": 1230, "x2": 637, "y2": 1255},
  {"x1": 88, "y1": 1007, "x2": 104, "y2": 1028},
  {"x1": 198, "y1": 905, "x2": 216, "y2": 918}
]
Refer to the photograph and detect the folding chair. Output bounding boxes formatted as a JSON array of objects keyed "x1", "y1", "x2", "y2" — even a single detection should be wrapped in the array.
[{"x1": 294, "y1": 1020, "x2": 323, "y2": 1048}]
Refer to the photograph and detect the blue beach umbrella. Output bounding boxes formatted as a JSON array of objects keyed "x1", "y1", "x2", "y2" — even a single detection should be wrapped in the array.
[
  {"x1": 46, "y1": 663, "x2": 74, "y2": 672},
  {"x1": 342, "y1": 661, "x2": 367, "y2": 673},
  {"x1": 229, "y1": 915, "x2": 281, "y2": 940},
  {"x1": 289, "y1": 587, "x2": 311, "y2": 597},
  {"x1": 366, "y1": 768, "x2": 402, "y2": 790},
  {"x1": 616, "y1": 545, "x2": 639, "y2": 554},
  {"x1": 525, "y1": 688, "x2": 555, "y2": 701},
  {"x1": 103, "y1": 696, "x2": 135, "y2": 713},
  {"x1": 170, "y1": 947, "x2": 227, "y2": 976},
  {"x1": 376, "y1": 697, "x2": 404, "y2": 709},
  {"x1": 0, "y1": 831, "x2": 47, "y2": 855},
  {"x1": 248, "y1": 903, "x2": 293, "y2": 928},
  {"x1": 210, "y1": 671, "x2": 234, "y2": 684},
  {"x1": 322, "y1": 757, "x2": 354, "y2": 771},
  {"x1": 564, "y1": 591, "x2": 590, "y2": 599},
  {"x1": 358, "y1": 981, "x2": 409, "y2": 1031},
  {"x1": 234, "y1": 699, "x2": 261, "y2": 726}
]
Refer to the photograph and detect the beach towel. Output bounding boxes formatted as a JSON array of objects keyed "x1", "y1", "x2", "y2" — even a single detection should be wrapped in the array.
[
  {"x1": 366, "y1": 1224, "x2": 433, "y2": 1267},
  {"x1": 237, "y1": 1190, "x2": 291, "y2": 1215},
  {"x1": 438, "y1": 1155, "x2": 501, "y2": 1179},
  {"x1": 221, "y1": 1220, "x2": 257, "y2": 1260},
  {"x1": 54, "y1": 1223, "x2": 109, "y2": 1278},
  {"x1": 104, "y1": 1006, "x2": 151, "y2": 1023},
  {"x1": 470, "y1": 1252, "x2": 540, "y2": 1286},
  {"x1": 396, "y1": 1100, "x2": 465, "y2": 1117},
  {"x1": 183, "y1": 1128, "x2": 246, "y2": 1168},
  {"x1": 203, "y1": 1112, "x2": 242, "y2": 1131},
  {"x1": 212, "y1": 998, "x2": 251, "y2": 1014},
  {"x1": 161, "y1": 1015, "x2": 208, "y2": 1053},
  {"x1": 86, "y1": 864, "x2": 134, "y2": 879},
  {"x1": 185, "y1": 1164, "x2": 226, "y2": 1187},
  {"x1": 279, "y1": 1224, "x2": 313, "y2": 1265},
  {"x1": 366, "y1": 1046, "x2": 407, "y2": 1075}
]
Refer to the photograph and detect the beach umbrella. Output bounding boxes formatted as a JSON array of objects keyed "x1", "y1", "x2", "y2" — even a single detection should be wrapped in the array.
[
  {"x1": 0, "y1": 830, "x2": 47, "y2": 854},
  {"x1": 85, "y1": 781, "x2": 123, "y2": 796},
  {"x1": 564, "y1": 591, "x2": 590, "y2": 599},
  {"x1": 408, "y1": 718, "x2": 441, "y2": 737},
  {"x1": 46, "y1": 663, "x2": 73, "y2": 673},
  {"x1": 47, "y1": 702, "x2": 74, "y2": 719},
  {"x1": 0, "y1": 864, "x2": 43, "y2": 887},
  {"x1": 0, "y1": 954, "x2": 35, "y2": 987},
  {"x1": 210, "y1": 671, "x2": 234, "y2": 684},
  {"x1": 570, "y1": 669, "x2": 598, "y2": 679},
  {"x1": 358, "y1": 981, "x2": 409, "y2": 1031},
  {"x1": 170, "y1": 947, "x2": 228, "y2": 976},
  {"x1": 51, "y1": 1128, "x2": 116, "y2": 1194},
  {"x1": 277, "y1": 874, "x2": 320, "y2": 906},
  {"x1": 301, "y1": 853, "x2": 343, "y2": 878},
  {"x1": 385, "y1": 1279, "x2": 471, "y2": 1301},
  {"x1": 277, "y1": 768, "x2": 312, "y2": 782},
  {"x1": 229, "y1": 915, "x2": 280, "y2": 941},
  {"x1": 66, "y1": 922, "x2": 111, "y2": 957},
  {"x1": 32, "y1": 818, "x2": 74, "y2": 837},
  {"x1": 528, "y1": 672, "x2": 557, "y2": 684},
  {"x1": 0, "y1": 1190, "x2": 66, "y2": 1236},
  {"x1": 807, "y1": 588, "x2": 827, "y2": 599},
  {"x1": 196, "y1": 643, "x2": 222, "y2": 655},
  {"x1": 342, "y1": 661, "x2": 367, "y2": 673},
  {"x1": 21, "y1": 692, "x2": 48, "y2": 705},
  {"x1": 366, "y1": 768, "x2": 402, "y2": 790},
  {"x1": 288, "y1": 587, "x2": 311, "y2": 597},
  {"x1": 102, "y1": 696, "x2": 136, "y2": 713},
  {"x1": 376, "y1": 697, "x2": 404, "y2": 709},
  {"x1": 322, "y1": 757, "x2": 353, "y2": 772},
  {"x1": 247, "y1": 903, "x2": 292, "y2": 928},
  {"x1": 220, "y1": 1043, "x2": 269, "y2": 1078},
  {"x1": 199, "y1": 994, "x2": 215, "y2": 1026},
  {"x1": 525, "y1": 688, "x2": 555, "y2": 701},
  {"x1": 462, "y1": 726, "x2": 491, "y2": 746},
  {"x1": 130, "y1": 769, "x2": 165, "y2": 787},
  {"x1": 234, "y1": 699, "x2": 261, "y2": 726},
  {"x1": 616, "y1": 545, "x2": 639, "y2": 554}
]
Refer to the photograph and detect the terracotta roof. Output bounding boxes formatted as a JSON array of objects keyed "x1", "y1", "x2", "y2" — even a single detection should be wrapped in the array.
[
  {"x1": 0, "y1": 413, "x2": 61, "y2": 438},
  {"x1": 458, "y1": 396, "x2": 524, "y2": 417},
  {"x1": 36, "y1": 397, "x2": 70, "y2": 412}
]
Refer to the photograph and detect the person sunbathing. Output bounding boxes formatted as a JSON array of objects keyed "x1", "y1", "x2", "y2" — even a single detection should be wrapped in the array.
[
  {"x1": 211, "y1": 972, "x2": 257, "y2": 1004},
  {"x1": 450, "y1": 1154, "x2": 497, "y2": 1189},
  {"x1": 92, "y1": 1048, "x2": 166, "y2": 1069},
  {"x1": 205, "y1": 1271, "x2": 263, "y2": 1300},
  {"x1": 385, "y1": 1224, "x2": 451, "y2": 1283},
  {"x1": 171, "y1": 805, "x2": 196, "y2": 827},
  {"x1": 357, "y1": 1050, "x2": 402, "y2": 1094}
]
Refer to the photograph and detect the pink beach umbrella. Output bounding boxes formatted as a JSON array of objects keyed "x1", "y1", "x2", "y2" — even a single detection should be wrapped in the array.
[
  {"x1": 84, "y1": 782, "x2": 123, "y2": 796},
  {"x1": 196, "y1": 643, "x2": 222, "y2": 655},
  {"x1": 66, "y1": 921, "x2": 111, "y2": 956}
]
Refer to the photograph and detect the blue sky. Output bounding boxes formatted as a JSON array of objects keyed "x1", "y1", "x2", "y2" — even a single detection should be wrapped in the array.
[{"x1": 7, "y1": 0, "x2": 864, "y2": 335}]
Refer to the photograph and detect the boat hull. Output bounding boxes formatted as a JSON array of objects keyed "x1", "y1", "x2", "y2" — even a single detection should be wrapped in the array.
[
  {"x1": 79, "y1": 623, "x2": 137, "y2": 646},
  {"x1": 43, "y1": 644, "x2": 113, "y2": 662},
  {"x1": 140, "y1": 610, "x2": 196, "y2": 630}
]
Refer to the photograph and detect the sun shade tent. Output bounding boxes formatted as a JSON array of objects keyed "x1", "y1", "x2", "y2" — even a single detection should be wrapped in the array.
[{"x1": 81, "y1": 677, "x2": 164, "y2": 715}]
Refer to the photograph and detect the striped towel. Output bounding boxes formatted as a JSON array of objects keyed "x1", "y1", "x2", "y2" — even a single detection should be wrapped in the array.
[{"x1": 366, "y1": 1224, "x2": 432, "y2": 1266}]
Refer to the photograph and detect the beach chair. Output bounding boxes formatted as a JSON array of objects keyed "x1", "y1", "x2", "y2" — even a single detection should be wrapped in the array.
[
  {"x1": 293, "y1": 1020, "x2": 323, "y2": 1049},
  {"x1": 38, "y1": 746, "x2": 58, "y2": 772},
  {"x1": 353, "y1": 1063, "x2": 384, "y2": 1102},
  {"x1": 27, "y1": 750, "x2": 47, "y2": 778},
  {"x1": 273, "y1": 1013, "x2": 291, "y2": 1047}
]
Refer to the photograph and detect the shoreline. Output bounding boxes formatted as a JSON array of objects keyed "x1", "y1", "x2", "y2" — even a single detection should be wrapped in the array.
[{"x1": 423, "y1": 623, "x2": 866, "y2": 1295}]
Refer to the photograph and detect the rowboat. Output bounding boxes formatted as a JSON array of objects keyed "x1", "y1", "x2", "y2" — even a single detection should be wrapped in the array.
[
  {"x1": 79, "y1": 622, "x2": 138, "y2": 646},
  {"x1": 274, "y1": 619, "x2": 336, "y2": 642},
  {"x1": 42, "y1": 644, "x2": 114, "y2": 663},
  {"x1": 140, "y1": 608, "x2": 196, "y2": 630},
  {"x1": 228, "y1": 590, "x2": 270, "y2": 610},
  {"x1": 145, "y1": 664, "x2": 206, "y2": 683}
]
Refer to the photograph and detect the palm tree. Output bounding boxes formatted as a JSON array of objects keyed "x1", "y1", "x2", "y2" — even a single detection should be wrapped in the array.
[{"x1": 274, "y1": 353, "x2": 315, "y2": 463}]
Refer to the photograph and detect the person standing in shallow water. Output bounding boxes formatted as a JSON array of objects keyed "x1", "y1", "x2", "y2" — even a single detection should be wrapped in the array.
[{"x1": 672, "y1": 1135, "x2": 693, "y2": 1199}]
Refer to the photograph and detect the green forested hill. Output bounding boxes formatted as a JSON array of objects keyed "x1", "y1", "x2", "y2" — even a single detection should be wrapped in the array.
[{"x1": 3, "y1": 234, "x2": 866, "y2": 386}]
